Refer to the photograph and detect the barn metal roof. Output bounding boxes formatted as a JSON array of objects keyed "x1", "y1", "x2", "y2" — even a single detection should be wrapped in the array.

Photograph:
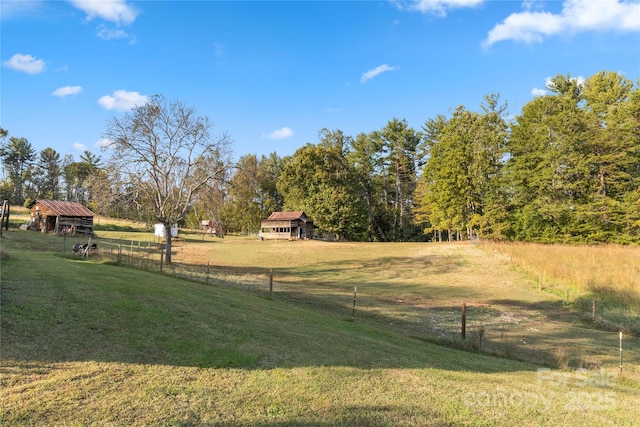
[
  {"x1": 266, "y1": 211, "x2": 308, "y2": 221},
  {"x1": 28, "y1": 199, "x2": 95, "y2": 217}
]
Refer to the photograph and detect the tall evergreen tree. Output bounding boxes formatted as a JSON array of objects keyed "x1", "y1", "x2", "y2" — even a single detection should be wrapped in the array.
[
  {"x1": 418, "y1": 96, "x2": 508, "y2": 241},
  {"x1": 0, "y1": 136, "x2": 36, "y2": 205},
  {"x1": 506, "y1": 74, "x2": 591, "y2": 241},
  {"x1": 506, "y1": 72, "x2": 639, "y2": 242},
  {"x1": 577, "y1": 72, "x2": 640, "y2": 240},
  {"x1": 373, "y1": 118, "x2": 422, "y2": 241},
  {"x1": 37, "y1": 147, "x2": 62, "y2": 199},
  {"x1": 347, "y1": 132, "x2": 387, "y2": 241}
]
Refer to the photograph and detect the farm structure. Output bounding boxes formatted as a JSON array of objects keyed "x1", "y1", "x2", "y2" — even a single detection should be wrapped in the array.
[
  {"x1": 154, "y1": 223, "x2": 179, "y2": 239},
  {"x1": 27, "y1": 199, "x2": 95, "y2": 236},
  {"x1": 201, "y1": 220, "x2": 227, "y2": 237},
  {"x1": 260, "y1": 211, "x2": 314, "y2": 240}
]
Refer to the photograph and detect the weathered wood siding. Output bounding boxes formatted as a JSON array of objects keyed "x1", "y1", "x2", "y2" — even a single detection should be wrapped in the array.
[
  {"x1": 28, "y1": 200, "x2": 95, "y2": 236},
  {"x1": 260, "y1": 213, "x2": 314, "y2": 240}
]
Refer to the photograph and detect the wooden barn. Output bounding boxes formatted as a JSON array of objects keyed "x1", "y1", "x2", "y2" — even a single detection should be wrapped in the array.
[
  {"x1": 28, "y1": 199, "x2": 95, "y2": 236},
  {"x1": 260, "y1": 211, "x2": 314, "y2": 240}
]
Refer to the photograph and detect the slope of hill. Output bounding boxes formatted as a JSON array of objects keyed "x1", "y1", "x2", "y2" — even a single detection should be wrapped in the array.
[{"x1": 1, "y1": 229, "x2": 638, "y2": 426}]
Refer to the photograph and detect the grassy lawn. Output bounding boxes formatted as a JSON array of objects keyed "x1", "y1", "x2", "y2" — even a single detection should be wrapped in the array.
[
  {"x1": 1, "y1": 226, "x2": 639, "y2": 425},
  {"x1": 150, "y1": 236, "x2": 640, "y2": 373}
]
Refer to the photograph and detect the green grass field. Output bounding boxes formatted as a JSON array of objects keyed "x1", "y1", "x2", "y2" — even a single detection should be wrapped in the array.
[{"x1": 1, "y1": 224, "x2": 639, "y2": 426}]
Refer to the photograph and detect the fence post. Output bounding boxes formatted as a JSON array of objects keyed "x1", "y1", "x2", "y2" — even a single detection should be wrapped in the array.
[
  {"x1": 539, "y1": 273, "x2": 543, "y2": 292},
  {"x1": 352, "y1": 287, "x2": 357, "y2": 318},
  {"x1": 160, "y1": 248, "x2": 164, "y2": 272},
  {"x1": 619, "y1": 331, "x2": 623, "y2": 373},
  {"x1": 84, "y1": 237, "x2": 91, "y2": 258},
  {"x1": 269, "y1": 269, "x2": 273, "y2": 299},
  {"x1": 118, "y1": 244, "x2": 122, "y2": 264},
  {"x1": 461, "y1": 302, "x2": 467, "y2": 340},
  {"x1": 206, "y1": 261, "x2": 210, "y2": 284}
]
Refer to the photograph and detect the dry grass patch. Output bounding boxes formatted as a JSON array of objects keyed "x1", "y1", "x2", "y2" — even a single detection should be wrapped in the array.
[
  {"x1": 482, "y1": 242, "x2": 639, "y2": 297},
  {"x1": 483, "y1": 242, "x2": 640, "y2": 334}
]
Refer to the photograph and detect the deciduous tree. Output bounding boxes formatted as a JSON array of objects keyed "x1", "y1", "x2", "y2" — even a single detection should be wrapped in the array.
[
  {"x1": 278, "y1": 129, "x2": 367, "y2": 240},
  {"x1": 103, "y1": 95, "x2": 232, "y2": 263}
]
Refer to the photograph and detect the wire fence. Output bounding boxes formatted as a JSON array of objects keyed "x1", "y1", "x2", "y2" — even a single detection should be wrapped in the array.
[{"x1": 92, "y1": 237, "x2": 640, "y2": 378}]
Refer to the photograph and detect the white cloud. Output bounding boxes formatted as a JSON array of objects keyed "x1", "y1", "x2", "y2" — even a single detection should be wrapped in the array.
[
  {"x1": 531, "y1": 87, "x2": 548, "y2": 97},
  {"x1": 69, "y1": 0, "x2": 138, "y2": 25},
  {"x1": 394, "y1": 0, "x2": 484, "y2": 17},
  {"x1": 98, "y1": 90, "x2": 148, "y2": 111},
  {"x1": 485, "y1": 0, "x2": 640, "y2": 46},
  {"x1": 531, "y1": 74, "x2": 586, "y2": 97},
  {"x1": 522, "y1": 0, "x2": 545, "y2": 12},
  {"x1": 361, "y1": 64, "x2": 397, "y2": 83},
  {"x1": 544, "y1": 76, "x2": 554, "y2": 87},
  {"x1": 545, "y1": 75, "x2": 586, "y2": 89},
  {"x1": 95, "y1": 138, "x2": 114, "y2": 148},
  {"x1": 2, "y1": 53, "x2": 45, "y2": 74},
  {"x1": 73, "y1": 142, "x2": 87, "y2": 152},
  {"x1": 52, "y1": 85, "x2": 82, "y2": 97},
  {"x1": 266, "y1": 127, "x2": 294, "y2": 140},
  {"x1": 97, "y1": 25, "x2": 130, "y2": 40}
]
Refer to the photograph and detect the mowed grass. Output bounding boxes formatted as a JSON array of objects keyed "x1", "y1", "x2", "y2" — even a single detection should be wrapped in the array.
[
  {"x1": 165, "y1": 237, "x2": 640, "y2": 372},
  {"x1": 2, "y1": 229, "x2": 640, "y2": 425}
]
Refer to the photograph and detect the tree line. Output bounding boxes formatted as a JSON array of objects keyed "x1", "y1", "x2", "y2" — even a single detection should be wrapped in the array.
[
  {"x1": 0, "y1": 127, "x2": 102, "y2": 208},
  {"x1": 2, "y1": 71, "x2": 639, "y2": 244}
]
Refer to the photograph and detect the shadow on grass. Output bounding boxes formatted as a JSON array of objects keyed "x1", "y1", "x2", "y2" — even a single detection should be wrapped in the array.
[
  {"x1": 0, "y1": 245, "x2": 535, "y2": 375},
  {"x1": 490, "y1": 297, "x2": 640, "y2": 337},
  {"x1": 7, "y1": 229, "x2": 633, "y2": 376}
]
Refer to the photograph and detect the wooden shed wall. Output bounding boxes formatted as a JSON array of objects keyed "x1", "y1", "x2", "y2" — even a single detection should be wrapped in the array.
[
  {"x1": 260, "y1": 218, "x2": 313, "y2": 240},
  {"x1": 30, "y1": 203, "x2": 94, "y2": 236}
]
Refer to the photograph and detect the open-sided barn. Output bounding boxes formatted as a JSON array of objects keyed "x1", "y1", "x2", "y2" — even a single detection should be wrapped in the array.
[
  {"x1": 260, "y1": 211, "x2": 314, "y2": 240},
  {"x1": 27, "y1": 199, "x2": 95, "y2": 237}
]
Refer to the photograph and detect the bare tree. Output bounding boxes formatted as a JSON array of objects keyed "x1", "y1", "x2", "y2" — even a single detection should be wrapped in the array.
[{"x1": 103, "y1": 95, "x2": 232, "y2": 263}]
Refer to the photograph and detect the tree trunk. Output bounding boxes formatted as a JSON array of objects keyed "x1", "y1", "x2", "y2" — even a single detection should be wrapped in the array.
[
  {"x1": 598, "y1": 167, "x2": 607, "y2": 197},
  {"x1": 164, "y1": 223, "x2": 173, "y2": 264},
  {"x1": 364, "y1": 189, "x2": 387, "y2": 242}
]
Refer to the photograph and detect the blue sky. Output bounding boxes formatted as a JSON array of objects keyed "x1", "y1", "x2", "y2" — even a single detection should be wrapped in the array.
[{"x1": 2, "y1": 0, "x2": 639, "y2": 161}]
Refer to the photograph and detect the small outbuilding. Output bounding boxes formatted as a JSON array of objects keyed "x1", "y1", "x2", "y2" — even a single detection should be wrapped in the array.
[
  {"x1": 260, "y1": 211, "x2": 314, "y2": 240},
  {"x1": 201, "y1": 219, "x2": 226, "y2": 237},
  {"x1": 154, "y1": 223, "x2": 179, "y2": 239},
  {"x1": 28, "y1": 199, "x2": 95, "y2": 236}
]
